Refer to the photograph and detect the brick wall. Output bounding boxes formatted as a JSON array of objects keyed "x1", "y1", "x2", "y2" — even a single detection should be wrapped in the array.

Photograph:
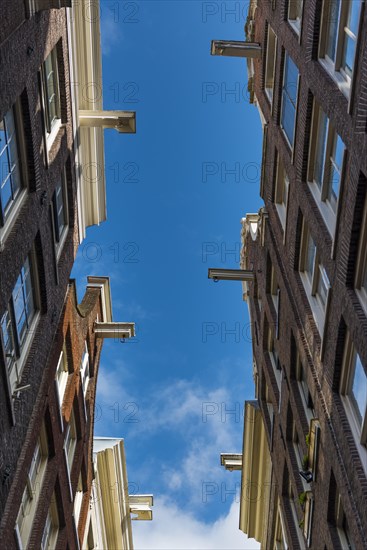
[{"x1": 244, "y1": 1, "x2": 367, "y2": 548}]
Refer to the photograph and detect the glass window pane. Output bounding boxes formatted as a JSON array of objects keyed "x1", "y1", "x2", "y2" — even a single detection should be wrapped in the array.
[
  {"x1": 0, "y1": 108, "x2": 21, "y2": 221},
  {"x1": 281, "y1": 55, "x2": 298, "y2": 146},
  {"x1": 351, "y1": 353, "x2": 367, "y2": 425},
  {"x1": 281, "y1": 92, "x2": 296, "y2": 144},
  {"x1": 305, "y1": 233, "x2": 316, "y2": 280},
  {"x1": 314, "y1": 110, "x2": 328, "y2": 188},
  {"x1": 341, "y1": 33, "x2": 356, "y2": 76},
  {"x1": 325, "y1": 0, "x2": 341, "y2": 61},
  {"x1": 347, "y1": 0, "x2": 361, "y2": 35},
  {"x1": 317, "y1": 267, "x2": 329, "y2": 307}
]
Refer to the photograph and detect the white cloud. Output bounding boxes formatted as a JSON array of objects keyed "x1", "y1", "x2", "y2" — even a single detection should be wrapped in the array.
[{"x1": 133, "y1": 497, "x2": 260, "y2": 550}]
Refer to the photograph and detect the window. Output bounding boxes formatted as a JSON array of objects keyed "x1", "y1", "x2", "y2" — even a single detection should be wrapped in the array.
[
  {"x1": 41, "y1": 48, "x2": 61, "y2": 142},
  {"x1": 319, "y1": 0, "x2": 362, "y2": 96},
  {"x1": 340, "y1": 333, "x2": 367, "y2": 449},
  {"x1": 288, "y1": 0, "x2": 303, "y2": 34},
  {"x1": 292, "y1": 420, "x2": 305, "y2": 468},
  {"x1": 64, "y1": 408, "x2": 77, "y2": 472},
  {"x1": 55, "y1": 347, "x2": 68, "y2": 407},
  {"x1": 0, "y1": 102, "x2": 27, "y2": 238},
  {"x1": 80, "y1": 344, "x2": 90, "y2": 397},
  {"x1": 333, "y1": 486, "x2": 356, "y2": 550},
  {"x1": 73, "y1": 474, "x2": 84, "y2": 527},
  {"x1": 274, "y1": 154, "x2": 289, "y2": 230},
  {"x1": 273, "y1": 501, "x2": 288, "y2": 549},
  {"x1": 308, "y1": 101, "x2": 345, "y2": 235},
  {"x1": 299, "y1": 222, "x2": 330, "y2": 334},
  {"x1": 16, "y1": 424, "x2": 48, "y2": 548},
  {"x1": 281, "y1": 53, "x2": 299, "y2": 148},
  {"x1": 41, "y1": 493, "x2": 59, "y2": 550},
  {"x1": 265, "y1": 25, "x2": 277, "y2": 103},
  {"x1": 52, "y1": 171, "x2": 68, "y2": 256},
  {"x1": 267, "y1": 324, "x2": 282, "y2": 390},
  {"x1": 303, "y1": 492, "x2": 314, "y2": 546},
  {"x1": 296, "y1": 351, "x2": 315, "y2": 424},
  {"x1": 0, "y1": 254, "x2": 39, "y2": 394},
  {"x1": 355, "y1": 195, "x2": 367, "y2": 315},
  {"x1": 269, "y1": 263, "x2": 280, "y2": 317},
  {"x1": 288, "y1": 481, "x2": 305, "y2": 546}
]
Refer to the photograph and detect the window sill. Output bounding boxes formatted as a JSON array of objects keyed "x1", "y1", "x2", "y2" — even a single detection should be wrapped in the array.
[
  {"x1": 0, "y1": 189, "x2": 27, "y2": 251},
  {"x1": 318, "y1": 58, "x2": 351, "y2": 100}
]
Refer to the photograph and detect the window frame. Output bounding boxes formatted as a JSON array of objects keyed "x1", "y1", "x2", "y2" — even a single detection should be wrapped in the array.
[
  {"x1": 307, "y1": 100, "x2": 345, "y2": 237},
  {"x1": 296, "y1": 351, "x2": 315, "y2": 425},
  {"x1": 340, "y1": 332, "x2": 367, "y2": 456},
  {"x1": 299, "y1": 221, "x2": 331, "y2": 335},
  {"x1": 64, "y1": 408, "x2": 77, "y2": 475},
  {"x1": 0, "y1": 100, "x2": 28, "y2": 246},
  {"x1": 265, "y1": 24, "x2": 277, "y2": 104},
  {"x1": 355, "y1": 194, "x2": 367, "y2": 315},
  {"x1": 333, "y1": 486, "x2": 356, "y2": 550},
  {"x1": 0, "y1": 251, "x2": 41, "y2": 395},
  {"x1": 280, "y1": 52, "x2": 299, "y2": 150},
  {"x1": 40, "y1": 47, "x2": 61, "y2": 152},
  {"x1": 41, "y1": 492, "x2": 59, "y2": 550},
  {"x1": 319, "y1": 0, "x2": 363, "y2": 98},
  {"x1": 288, "y1": 0, "x2": 304, "y2": 35},
  {"x1": 16, "y1": 424, "x2": 48, "y2": 548},
  {"x1": 274, "y1": 153, "x2": 290, "y2": 234},
  {"x1": 51, "y1": 169, "x2": 69, "y2": 258}
]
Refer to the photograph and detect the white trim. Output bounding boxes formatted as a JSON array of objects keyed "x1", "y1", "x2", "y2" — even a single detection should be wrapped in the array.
[{"x1": 0, "y1": 189, "x2": 27, "y2": 251}]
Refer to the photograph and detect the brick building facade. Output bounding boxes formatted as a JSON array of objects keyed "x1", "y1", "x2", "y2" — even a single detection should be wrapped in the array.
[
  {"x1": 0, "y1": 1, "x2": 137, "y2": 546},
  {"x1": 0, "y1": 2, "x2": 79, "y2": 528},
  {"x1": 0, "y1": 277, "x2": 116, "y2": 548},
  {"x1": 212, "y1": 0, "x2": 367, "y2": 548}
]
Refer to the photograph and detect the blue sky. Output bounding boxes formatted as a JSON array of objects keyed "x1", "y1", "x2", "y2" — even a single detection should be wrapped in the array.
[{"x1": 72, "y1": 1, "x2": 263, "y2": 548}]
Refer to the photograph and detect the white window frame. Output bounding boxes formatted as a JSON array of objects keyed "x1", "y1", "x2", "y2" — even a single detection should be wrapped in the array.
[
  {"x1": 64, "y1": 408, "x2": 77, "y2": 474},
  {"x1": 355, "y1": 195, "x2": 367, "y2": 316},
  {"x1": 265, "y1": 25, "x2": 277, "y2": 104},
  {"x1": 267, "y1": 324, "x2": 282, "y2": 390},
  {"x1": 299, "y1": 221, "x2": 331, "y2": 335},
  {"x1": 41, "y1": 493, "x2": 59, "y2": 550},
  {"x1": 80, "y1": 344, "x2": 90, "y2": 397},
  {"x1": 288, "y1": 0, "x2": 304, "y2": 35},
  {"x1": 307, "y1": 101, "x2": 345, "y2": 237},
  {"x1": 0, "y1": 100, "x2": 28, "y2": 248},
  {"x1": 334, "y1": 487, "x2": 356, "y2": 549},
  {"x1": 319, "y1": 0, "x2": 363, "y2": 98},
  {"x1": 280, "y1": 53, "x2": 299, "y2": 149},
  {"x1": 51, "y1": 169, "x2": 69, "y2": 258},
  {"x1": 296, "y1": 351, "x2": 315, "y2": 425},
  {"x1": 56, "y1": 347, "x2": 68, "y2": 408},
  {"x1": 16, "y1": 424, "x2": 48, "y2": 548},
  {"x1": 340, "y1": 332, "x2": 367, "y2": 473},
  {"x1": 273, "y1": 500, "x2": 288, "y2": 550},
  {"x1": 274, "y1": 154, "x2": 290, "y2": 234},
  {"x1": 0, "y1": 251, "x2": 41, "y2": 395},
  {"x1": 40, "y1": 47, "x2": 62, "y2": 152},
  {"x1": 73, "y1": 474, "x2": 84, "y2": 528}
]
